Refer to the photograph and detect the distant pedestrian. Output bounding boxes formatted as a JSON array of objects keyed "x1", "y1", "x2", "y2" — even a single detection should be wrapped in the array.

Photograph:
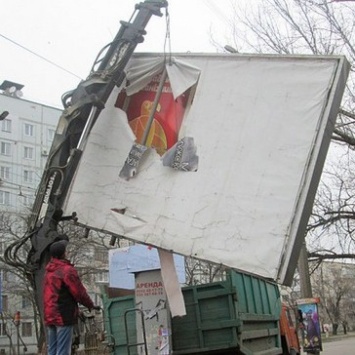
[
  {"x1": 324, "y1": 323, "x2": 330, "y2": 338},
  {"x1": 342, "y1": 320, "x2": 348, "y2": 335},
  {"x1": 43, "y1": 238, "x2": 98, "y2": 355}
]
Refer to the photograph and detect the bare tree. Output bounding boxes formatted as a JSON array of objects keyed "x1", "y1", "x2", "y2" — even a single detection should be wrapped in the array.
[
  {"x1": 184, "y1": 258, "x2": 227, "y2": 285},
  {"x1": 310, "y1": 261, "x2": 355, "y2": 333},
  {"x1": 224, "y1": 0, "x2": 355, "y2": 262},
  {"x1": 0, "y1": 312, "x2": 16, "y2": 355},
  {"x1": 0, "y1": 211, "x2": 112, "y2": 351}
]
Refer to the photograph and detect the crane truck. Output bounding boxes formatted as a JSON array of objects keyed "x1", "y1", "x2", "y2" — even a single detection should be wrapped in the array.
[
  {"x1": 2, "y1": 1, "x2": 303, "y2": 354},
  {"x1": 3, "y1": 0, "x2": 168, "y2": 347}
]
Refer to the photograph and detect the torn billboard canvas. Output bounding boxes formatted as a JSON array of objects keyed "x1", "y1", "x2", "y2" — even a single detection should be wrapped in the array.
[{"x1": 63, "y1": 53, "x2": 349, "y2": 285}]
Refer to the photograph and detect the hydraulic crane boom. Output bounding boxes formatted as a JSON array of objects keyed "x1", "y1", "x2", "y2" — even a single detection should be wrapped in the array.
[{"x1": 4, "y1": 0, "x2": 168, "y2": 328}]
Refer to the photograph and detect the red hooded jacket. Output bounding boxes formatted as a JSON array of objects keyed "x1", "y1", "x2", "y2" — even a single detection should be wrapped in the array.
[{"x1": 43, "y1": 258, "x2": 94, "y2": 326}]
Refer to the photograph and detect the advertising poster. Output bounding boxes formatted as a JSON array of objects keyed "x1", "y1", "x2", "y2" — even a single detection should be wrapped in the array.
[
  {"x1": 115, "y1": 72, "x2": 190, "y2": 156},
  {"x1": 297, "y1": 298, "x2": 322, "y2": 353},
  {"x1": 135, "y1": 269, "x2": 171, "y2": 355}
]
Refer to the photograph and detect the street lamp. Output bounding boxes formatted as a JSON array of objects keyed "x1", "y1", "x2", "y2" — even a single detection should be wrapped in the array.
[
  {"x1": 0, "y1": 111, "x2": 9, "y2": 121},
  {"x1": 224, "y1": 45, "x2": 238, "y2": 53}
]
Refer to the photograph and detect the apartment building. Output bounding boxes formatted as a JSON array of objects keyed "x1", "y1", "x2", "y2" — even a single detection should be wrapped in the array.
[
  {"x1": 0, "y1": 80, "x2": 61, "y2": 214},
  {"x1": 0, "y1": 80, "x2": 61, "y2": 354},
  {"x1": 0, "y1": 80, "x2": 112, "y2": 354}
]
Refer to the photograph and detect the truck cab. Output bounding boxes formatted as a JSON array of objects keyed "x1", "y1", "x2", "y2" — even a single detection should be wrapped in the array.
[{"x1": 280, "y1": 303, "x2": 301, "y2": 355}]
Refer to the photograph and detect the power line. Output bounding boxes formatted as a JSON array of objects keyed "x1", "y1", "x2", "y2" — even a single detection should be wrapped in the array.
[
  {"x1": 202, "y1": 0, "x2": 231, "y2": 25},
  {"x1": 0, "y1": 33, "x2": 83, "y2": 80}
]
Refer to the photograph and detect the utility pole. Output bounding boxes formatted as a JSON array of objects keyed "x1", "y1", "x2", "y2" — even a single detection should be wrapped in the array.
[
  {"x1": 14, "y1": 311, "x2": 20, "y2": 355},
  {"x1": 298, "y1": 242, "x2": 320, "y2": 355},
  {"x1": 298, "y1": 242, "x2": 312, "y2": 298}
]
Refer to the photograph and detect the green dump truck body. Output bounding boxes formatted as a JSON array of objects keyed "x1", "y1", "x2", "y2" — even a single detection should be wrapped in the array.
[
  {"x1": 102, "y1": 293, "x2": 136, "y2": 355},
  {"x1": 102, "y1": 270, "x2": 282, "y2": 355}
]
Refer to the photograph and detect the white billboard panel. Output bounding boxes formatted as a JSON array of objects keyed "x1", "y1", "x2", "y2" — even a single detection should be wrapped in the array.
[{"x1": 63, "y1": 53, "x2": 349, "y2": 285}]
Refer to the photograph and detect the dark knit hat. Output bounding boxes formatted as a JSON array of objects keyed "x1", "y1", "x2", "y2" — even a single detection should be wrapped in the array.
[{"x1": 50, "y1": 240, "x2": 68, "y2": 258}]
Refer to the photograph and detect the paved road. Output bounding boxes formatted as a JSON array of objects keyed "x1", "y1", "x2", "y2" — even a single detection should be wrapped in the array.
[
  {"x1": 302, "y1": 336, "x2": 355, "y2": 355},
  {"x1": 321, "y1": 337, "x2": 355, "y2": 355}
]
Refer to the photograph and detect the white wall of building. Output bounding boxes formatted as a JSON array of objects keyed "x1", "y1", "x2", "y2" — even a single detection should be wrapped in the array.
[
  {"x1": 0, "y1": 89, "x2": 62, "y2": 354},
  {"x1": 0, "y1": 92, "x2": 61, "y2": 214}
]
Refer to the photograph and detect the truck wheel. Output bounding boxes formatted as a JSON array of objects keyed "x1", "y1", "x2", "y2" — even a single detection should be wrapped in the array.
[{"x1": 289, "y1": 350, "x2": 298, "y2": 355}]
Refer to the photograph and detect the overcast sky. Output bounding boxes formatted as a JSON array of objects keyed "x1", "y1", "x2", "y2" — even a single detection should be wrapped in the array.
[{"x1": 1, "y1": 0, "x2": 236, "y2": 107}]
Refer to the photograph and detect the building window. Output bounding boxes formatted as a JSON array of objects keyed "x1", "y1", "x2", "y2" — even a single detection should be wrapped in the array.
[
  {"x1": 21, "y1": 322, "x2": 32, "y2": 337},
  {"x1": 48, "y1": 129, "x2": 55, "y2": 142},
  {"x1": 2, "y1": 271, "x2": 16, "y2": 282},
  {"x1": 0, "y1": 167, "x2": 10, "y2": 180},
  {"x1": 24, "y1": 123, "x2": 34, "y2": 137},
  {"x1": 22, "y1": 195, "x2": 33, "y2": 207},
  {"x1": 0, "y1": 142, "x2": 11, "y2": 156},
  {"x1": 96, "y1": 272, "x2": 108, "y2": 283},
  {"x1": 0, "y1": 191, "x2": 10, "y2": 205},
  {"x1": 0, "y1": 322, "x2": 7, "y2": 336},
  {"x1": 23, "y1": 170, "x2": 34, "y2": 183},
  {"x1": 94, "y1": 248, "x2": 107, "y2": 263},
  {"x1": 2, "y1": 272, "x2": 7, "y2": 282},
  {"x1": 24, "y1": 147, "x2": 34, "y2": 159},
  {"x1": 1, "y1": 295, "x2": 8, "y2": 313},
  {"x1": 1, "y1": 119, "x2": 11, "y2": 133},
  {"x1": 22, "y1": 296, "x2": 31, "y2": 309}
]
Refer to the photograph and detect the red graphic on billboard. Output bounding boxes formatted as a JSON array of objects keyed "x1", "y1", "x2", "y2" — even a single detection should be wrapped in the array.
[{"x1": 116, "y1": 73, "x2": 190, "y2": 156}]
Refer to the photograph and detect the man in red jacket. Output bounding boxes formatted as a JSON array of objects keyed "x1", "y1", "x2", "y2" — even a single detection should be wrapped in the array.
[{"x1": 43, "y1": 239, "x2": 97, "y2": 355}]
